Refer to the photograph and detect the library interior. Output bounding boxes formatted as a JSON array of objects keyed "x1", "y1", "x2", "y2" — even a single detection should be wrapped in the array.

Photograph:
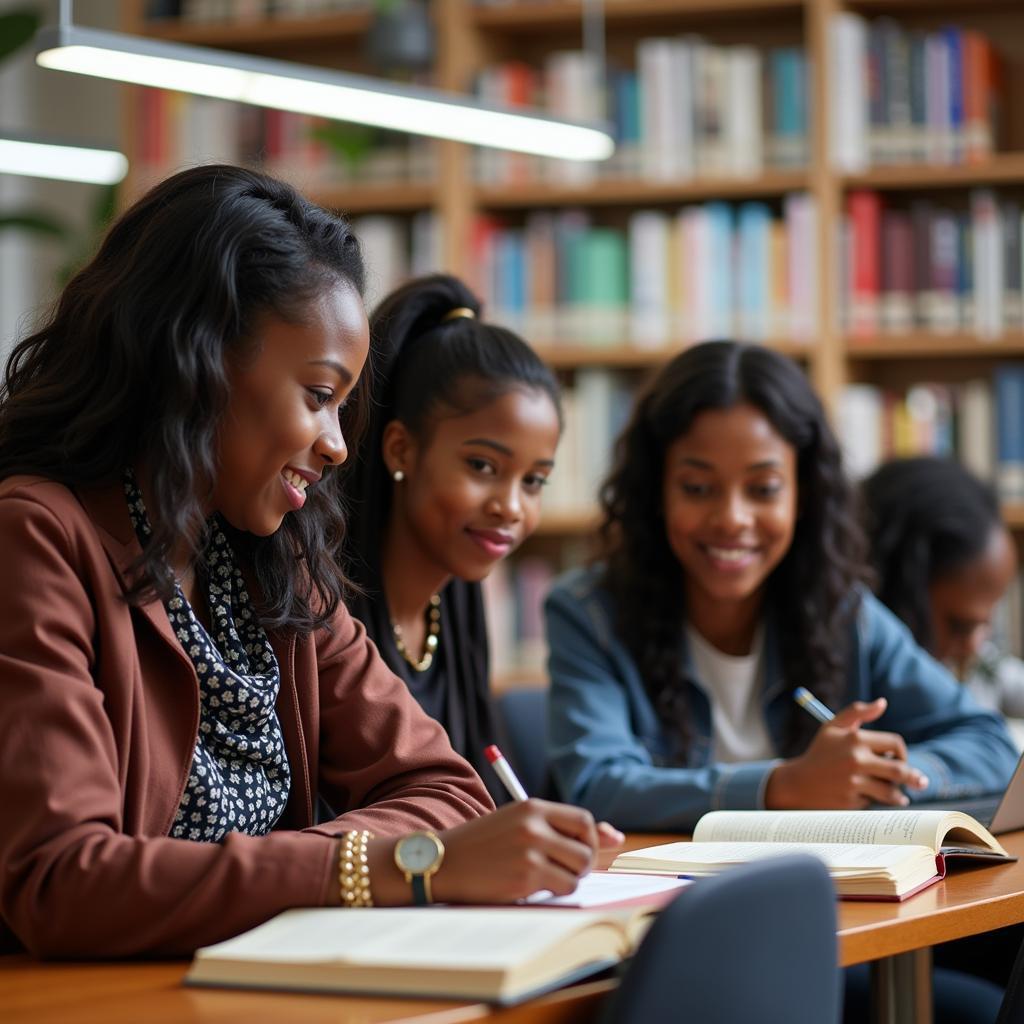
[{"x1": 3, "y1": 1, "x2": 1024, "y2": 1023}]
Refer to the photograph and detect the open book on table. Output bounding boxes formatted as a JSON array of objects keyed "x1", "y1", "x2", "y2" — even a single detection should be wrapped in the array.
[
  {"x1": 185, "y1": 898, "x2": 665, "y2": 1005},
  {"x1": 610, "y1": 809, "x2": 1015, "y2": 902}
]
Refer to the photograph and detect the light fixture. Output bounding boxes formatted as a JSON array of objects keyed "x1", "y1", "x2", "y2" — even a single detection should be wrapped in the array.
[
  {"x1": 0, "y1": 131, "x2": 127, "y2": 184},
  {"x1": 35, "y1": 23, "x2": 615, "y2": 162}
]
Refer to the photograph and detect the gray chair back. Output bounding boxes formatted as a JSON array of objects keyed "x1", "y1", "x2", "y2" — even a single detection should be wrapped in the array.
[
  {"x1": 602, "y1": 853, "x2": 841, "y2": 1024},
  {"x1": 496, "y1": 687, "x2": 549, "y2": 799}
]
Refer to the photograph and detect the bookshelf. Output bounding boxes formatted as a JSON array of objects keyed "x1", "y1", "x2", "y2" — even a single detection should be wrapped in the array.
[{"x1": 120, "y1": 0, "x2": 1024, "y2": 678}]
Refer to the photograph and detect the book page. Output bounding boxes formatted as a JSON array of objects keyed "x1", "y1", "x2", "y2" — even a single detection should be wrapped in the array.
[
  {"x1": 195, "y1": 907, "x2": 624, "y2": 970},
  {"x1": 616, "y1": 840, "x2": 929, "y2": 872},
  {"x1": 692, "y1": 810, "x2": 958, "y2": 850},
  {"x1": 525, "y1": 871, "x2": 691, "y2": 907}
]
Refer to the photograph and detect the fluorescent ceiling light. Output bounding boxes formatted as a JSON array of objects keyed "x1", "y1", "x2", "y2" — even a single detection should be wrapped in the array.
[
  {"x1": 36, "y1": 25, "x2": 614, "y2": 162},
  {"x1": 0, "y1": 132, "x2": 127, "y2": 184}
]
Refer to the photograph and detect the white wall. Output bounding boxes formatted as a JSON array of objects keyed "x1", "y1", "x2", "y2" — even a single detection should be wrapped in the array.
[{"x1": 0, "y1": 0, "x2": 122, "y2": 362}]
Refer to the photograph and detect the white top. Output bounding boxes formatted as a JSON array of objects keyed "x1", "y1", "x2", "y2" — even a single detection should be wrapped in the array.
[{"x1": 686, "y1": 625, "x2": 774, "y2": 763}]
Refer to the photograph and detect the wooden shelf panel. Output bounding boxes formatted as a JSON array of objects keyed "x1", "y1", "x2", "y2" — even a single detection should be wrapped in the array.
[
  {"x1": 843, "y1": 155, "x2": 1024, "y2": 191},
  {"x1": 308, "y1": 183, "x2": 435, "y2": 214},
  {"x1": 534, "y1": 341, "x2": 812, "y2": 369},
  {"x1": 141, "y1": 11, "x2": 371, "y2": 50},
  {"x1": 536, "y1": 509, "x2": 600, "y2": 535},
  {"x1": 472, "y1": 0, "x2": 804, "y2": 30},
  {"x1": 846, "y1": 334, "x2": 1024, "y2": 359},
  {"x1": 846, "y1": 0, "x2": 1021, "y2": 12},
  {"x1": 1003, "y1": 505, "x2": 1024, "y2": 531},
  {"x1": 476, "y1": 172, "x2": 808, "y2": 209}
]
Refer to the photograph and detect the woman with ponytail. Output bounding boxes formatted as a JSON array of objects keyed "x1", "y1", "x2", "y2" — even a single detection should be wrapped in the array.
[{"x1": 345, "y1": 274, "x2": 563, "y2": 804}]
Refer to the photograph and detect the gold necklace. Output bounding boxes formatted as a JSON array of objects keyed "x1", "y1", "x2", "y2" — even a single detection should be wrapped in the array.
[{"x1": 391, "y1": 593, "x2": 441, "y2": 672}]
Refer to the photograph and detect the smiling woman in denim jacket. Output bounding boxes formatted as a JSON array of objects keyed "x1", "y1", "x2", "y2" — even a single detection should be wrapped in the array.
[{"x1": 545, "y1": 340, "x2": 1017, "y2": 834}]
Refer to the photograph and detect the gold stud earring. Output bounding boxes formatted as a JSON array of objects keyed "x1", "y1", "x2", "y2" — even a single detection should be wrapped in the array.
[{"x1": 393, "y1": 470, "x2": 405, "y2": 483}]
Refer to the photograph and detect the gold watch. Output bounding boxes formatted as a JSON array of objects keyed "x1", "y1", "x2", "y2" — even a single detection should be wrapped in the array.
[{"x1": 393, "y1": 831, "x2": 445, "y2": 905}]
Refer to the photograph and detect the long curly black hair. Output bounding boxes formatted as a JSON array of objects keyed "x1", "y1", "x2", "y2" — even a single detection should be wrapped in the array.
[
  {"x1": 863, "y1": 456, "x2": 1001, "y2": 652},
  {"x1": 0, "y1": 164, "x2": 367, "y2": 632},
  {"x1": 598, "y1": 341, "x2": 870, "y2": 758}
]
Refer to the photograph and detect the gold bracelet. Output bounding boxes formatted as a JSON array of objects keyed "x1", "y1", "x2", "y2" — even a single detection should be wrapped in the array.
[{"x1": 338, "y1": 830, "x2": 375, "y2": 908}]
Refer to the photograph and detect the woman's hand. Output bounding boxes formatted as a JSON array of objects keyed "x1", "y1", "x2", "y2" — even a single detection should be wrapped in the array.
[
  {"x1": 430, "y1": 800, "x2": 623, "y2": 905},
  {"x1": 765, "y1": 698, "x2": 929, "y2": 809}
]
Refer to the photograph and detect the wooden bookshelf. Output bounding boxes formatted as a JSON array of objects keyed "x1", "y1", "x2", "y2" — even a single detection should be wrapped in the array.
[
  {"x1": 845, "y1": 334, "x2": 1024, "y2": 359},
  {"x1": 310, "y1": 183, "x2": 436, "y2": 215},
  {"x1": 535, "y1": 341, "x2": 811, "y2": 370},
  {"x1": 122, "y1": 0, "x2": 1024, "y2": 680},
  {"x1": 843, "y1": 154, "x2": 1024, "y2": 191},
  {"x1": 475, "y1": 171, "x2": 808, "y2": 209},
  {"x1": 535, "y1": 509, "x2": 600, "y2": 536},
  {"x1": 1003, "y1": 505, "x2": 1024, "y2": 531},
  {"x1": 141, "y1": 10, "x2": 372, "y2": 50},
  {"x1": 472, "y1": 0, "x2": 805, "y2": 30}
]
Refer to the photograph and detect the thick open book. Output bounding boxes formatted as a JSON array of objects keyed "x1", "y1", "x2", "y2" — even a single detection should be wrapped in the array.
[
  {"x1": 185, "y1": 902, "x2": 659, "y2": 1005},
  {"x1": 610, "y1": 809, "x2": 1014, "y2": 901}
]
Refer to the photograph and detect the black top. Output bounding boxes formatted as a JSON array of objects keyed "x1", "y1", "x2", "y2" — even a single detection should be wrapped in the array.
[{"x1": 348, "y1": 573, "x2": 510, "y2": 807}]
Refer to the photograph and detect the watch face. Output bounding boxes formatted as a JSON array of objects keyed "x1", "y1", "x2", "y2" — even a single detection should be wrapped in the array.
[{"x1": 396, "y1": 833, "x2": 442, "y2": 873}]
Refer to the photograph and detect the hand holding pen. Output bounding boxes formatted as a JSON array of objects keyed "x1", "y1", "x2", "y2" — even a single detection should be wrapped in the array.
[
  {"x1": 426, "y1": 747, "x2": 623, "y2": 905},
  {"x1": 765, "y1": 687, "x2": 930, "y2": 810}
]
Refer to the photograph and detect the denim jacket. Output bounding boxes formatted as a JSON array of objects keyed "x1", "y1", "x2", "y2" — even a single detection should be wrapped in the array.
[{"x1": 545, "y1": 565, "x2": 1019, "y2": 832}]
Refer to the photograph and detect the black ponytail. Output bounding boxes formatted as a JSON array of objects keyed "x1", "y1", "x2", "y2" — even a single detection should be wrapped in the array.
[{"x1": 345, "y1": 273, "x2": 561, "y2": 583}]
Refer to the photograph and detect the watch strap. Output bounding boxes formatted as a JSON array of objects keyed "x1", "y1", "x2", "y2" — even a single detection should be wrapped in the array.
[{"x1": 411, "y1": 873, "x2": 429, "y2": 906}]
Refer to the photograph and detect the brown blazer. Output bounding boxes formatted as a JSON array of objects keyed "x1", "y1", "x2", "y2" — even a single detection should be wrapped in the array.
[{"x1": 0, "y1": 477, "x2": 493, "y2": 958}]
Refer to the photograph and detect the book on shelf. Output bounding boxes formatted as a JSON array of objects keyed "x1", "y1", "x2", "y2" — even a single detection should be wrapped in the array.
[
  {"x1": 353, "y1": 213, "x2": 440, "y2": 313},
  {"x1": 474, "y1": 39, "x2": 807, "y2": 186},
  {"x1": 838, "y1": 378, "x2": 1001, "y2": 482},
  {"x1": 474, "y1": 197, "x2": 817, "y2": 349},
  {"x1": 131, "y1": 88, "x2": 435, "y2": 197},
  {"x1": 610, "y1": 809, "x2": 1013, "y2": 902},
  {"x1": 829, "y1": 12, "x2": 1003, "y2": 171},
  {"x1": 842, "y1": 189, "x2": 1024, "y2": 339},
  {"x1": 185, "y1": 897, "x2": 668, "y2": 1004},
  {"x1": 171, "y1": 1, "x2": 372, "y2": 22}
]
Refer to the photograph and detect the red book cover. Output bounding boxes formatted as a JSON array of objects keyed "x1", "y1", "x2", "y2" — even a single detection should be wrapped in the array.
[{"x1": 848, "y1": 190, "x2": 882, "y2": 337}]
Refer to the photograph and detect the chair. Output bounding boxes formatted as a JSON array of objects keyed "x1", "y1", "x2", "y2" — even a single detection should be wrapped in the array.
[
  {"x1": 997, "y1": 934, "x2": 1024, "y2": 1024},
  {"x1": 495, "y1": 687, "x2": 549, "y2": 799},
  {"x1": 601, "y1": 854, "x2": 841, "y2": 1024}
]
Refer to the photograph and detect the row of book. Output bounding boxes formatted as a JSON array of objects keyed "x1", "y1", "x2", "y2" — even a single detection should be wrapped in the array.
[
  {"x1": 158, "y1": 0, "x2": 371, "y2": 21},
  {"x1": 133, "y1": 89, "x2": 434, "y2": 193},
  {"x1": 470, "y1": 196, "x2": 818, "y2": 348},
  {"x1": 839, "y1": 370, "x2": 1024, "y2": 503},
  {"x1": 475, "y1": 42, "x2": 808, "y2": 185},
  {"x1": 843, "y1": 189, "x2": 1024, "y2": 339},
  {"x1": 351, "y1": 212, "x2": 441, "y2": 312},
  {"x1": 831, "y1": 14, "x2": 1003, "y2": 171}
]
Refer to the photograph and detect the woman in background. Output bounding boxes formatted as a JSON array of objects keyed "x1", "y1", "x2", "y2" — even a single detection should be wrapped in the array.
[
  {"x1": 0, "y1": 166, "x2": 617, "y2": 960},
  {"x1": 543, "y1": 340, "x2": 1019, "y2": 1023},
  {"x1": 863, "y1": 456, "x2": 1024, "y2": 732},
  {"x1": 345, "y1": 274, "x2": 562, "y2": 803}
]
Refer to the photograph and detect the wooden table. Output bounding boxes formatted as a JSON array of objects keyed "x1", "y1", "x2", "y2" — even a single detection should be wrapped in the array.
[{"x1": 4, "y1": 830, "x2": 1023, "y2": 1024}]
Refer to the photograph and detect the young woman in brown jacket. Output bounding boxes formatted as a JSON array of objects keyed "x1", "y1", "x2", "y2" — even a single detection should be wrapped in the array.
[{"x1": 0, "y1": 164, "x2": 619, "y2": 959}]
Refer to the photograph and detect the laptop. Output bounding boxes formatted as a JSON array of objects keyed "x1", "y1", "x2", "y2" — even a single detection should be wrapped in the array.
[{"x1": 911, "y1": 748, "x2": 1024, "y2": 834}]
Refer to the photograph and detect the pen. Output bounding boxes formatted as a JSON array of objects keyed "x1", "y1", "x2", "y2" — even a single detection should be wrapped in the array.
[
  {"x1": 793, "y1": 686, "x2": 835, "y2": 725},
  {"x1": 484, "y1": 744, "x2": 529, "y2": 802}
]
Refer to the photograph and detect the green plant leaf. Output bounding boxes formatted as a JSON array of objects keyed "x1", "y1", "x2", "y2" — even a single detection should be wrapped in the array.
[
  {"x1": 0, "y1": 9, "x2": 41, "y2": 64},
  {"x1": 310, "y1": 121, "x2": 376, "y2": 170},
  {"x1": 90, "y1": 182, "x2": 118, "y2": 231},
  {"x1": 0, "y1": 210, "x2": 71, "y2": 239}
]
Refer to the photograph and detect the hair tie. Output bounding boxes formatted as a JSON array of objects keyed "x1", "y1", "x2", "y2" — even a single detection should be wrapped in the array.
[{"x1": 442, "y1": 307, "x2": 476, "y2": 322}]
